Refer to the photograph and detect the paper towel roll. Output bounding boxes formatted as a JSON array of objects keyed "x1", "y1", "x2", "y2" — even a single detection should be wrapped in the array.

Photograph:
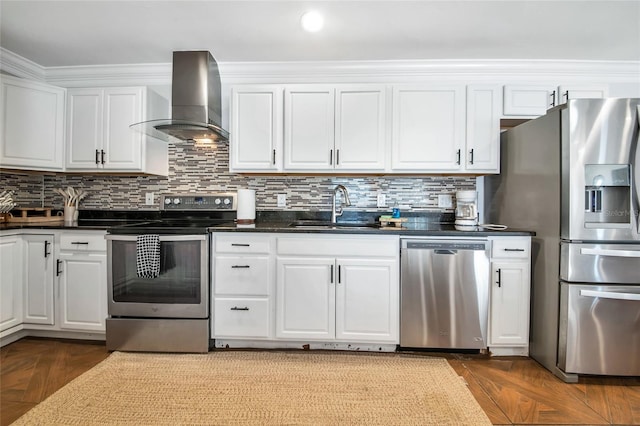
[{"x1": 237, "y1": 189, "x2": 256, "y2": 224}]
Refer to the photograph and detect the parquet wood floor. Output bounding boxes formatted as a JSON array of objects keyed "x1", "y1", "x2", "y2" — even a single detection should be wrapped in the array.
[{"x1": 1, "y1": 338, "x2": 638, "y2": 426}]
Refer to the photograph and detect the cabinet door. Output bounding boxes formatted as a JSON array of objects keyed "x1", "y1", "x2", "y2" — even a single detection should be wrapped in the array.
[
  {"x1": 59, "y1": 253, "x2": 107, "y2": 331},
  {"x1": 489, "y1": 260, "x2": 530, "y2": 346},
  {"x1": 391, "y1": 85, "x2": 465, "y2": 171},
  {"x1": 0, "y1": 75, "x2": 65, "y2": 171},
  {"x1": 0, "y1": 236, "x2": 23, "y2": 332},
  {"x1": 503, "y1": 85, "x2": 556, "y2": 116},
  {"x1": 284, "y1": 86, "x2": 335, "y2": 170},
  {"x1": 66, "y1": 88, "x2": 103, "y2": 169},
  {"x1": 276, "y1": 257, "x2": 335, "y2": 339},
  {"x1": 334, "y1": 86, "x2": 387, "y2": 171},
  {"x1": 23, "y1": 235, "x2": 55, "y2": 325},
  {"x1": 103, "y1": 87, "x2": 142, "y2": 170},
  {"x1": 230, "y1": 86, "x2": 283, "y2": 172},
  {"x1": 466, "y1": 85, "x2": 500, "y2": 173},
  {"x1": 335, "y1": 258, "x2": 398, "y2": 343},
  {"x1": 558, "y1": 84, "x2": 608, "y2": 104}
]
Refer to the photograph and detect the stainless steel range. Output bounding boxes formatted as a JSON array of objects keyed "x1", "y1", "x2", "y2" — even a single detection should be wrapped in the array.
[{"x1": 105, "y1": 193, "x2": 236, "y2": 353}]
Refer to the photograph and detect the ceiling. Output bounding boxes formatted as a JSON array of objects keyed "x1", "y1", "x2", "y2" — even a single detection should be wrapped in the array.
[{"x1": 1, "y1": 0, "x2": 639, "y2": 68}]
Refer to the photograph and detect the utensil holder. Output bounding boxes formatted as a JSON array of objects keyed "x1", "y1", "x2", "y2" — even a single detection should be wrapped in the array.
[{"x1": 64, "y1": 206, "x2": 77, "y2": 223}]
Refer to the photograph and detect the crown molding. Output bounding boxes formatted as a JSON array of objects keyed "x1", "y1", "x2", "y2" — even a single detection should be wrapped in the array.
[
  {"x1": 1, "y1": 49, "x2": 639, "y2": 86},
  {"x1": 0, "y1": 48, "x2": 46, "y2": 81},
  {"x1": 219, "y1": 59, "x2": 640, "y2": 83},
  {"x1": 45, "y1": 63, "x2": 172, "y2": 87}
]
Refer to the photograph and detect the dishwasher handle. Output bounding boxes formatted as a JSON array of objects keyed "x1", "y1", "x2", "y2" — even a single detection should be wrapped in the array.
[{"x1": 434, "y1": 249, "x2": 457, "y2": 255}]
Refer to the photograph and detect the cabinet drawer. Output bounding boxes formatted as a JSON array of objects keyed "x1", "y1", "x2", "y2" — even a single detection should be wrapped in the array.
[
  {"x1": 277, "y1": 235, "x2": 399, "y2": 257},
  {"x1": 214, "y1": 298, "x2": 270, "y2": 338},
  {"x1": 491, "y1": 238, "x2": 530, "y2": 259},
  {"x1": 215, "y1": 234, "x2": 272, "y2": 254},
  {"x1": 59, "y1": 232, "x2": 106, "y2": 251},
  {"x1": 214, "y1": 255, "x2": 270, "y2": 296}
]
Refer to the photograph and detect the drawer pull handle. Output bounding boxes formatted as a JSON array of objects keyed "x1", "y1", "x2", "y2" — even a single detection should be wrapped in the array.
[
  {"x1": 230, "y1": 306, "x2": 249, "y2": 311},
  {"x1": 231, "y1": 243, "x2": 250, "y2": 247},
  {"x1": 56, "y1": 259, "x2": 63, "y2": 276},
  {"x1": 503, "y1": 248, "x2": 525, "y2": 252},
  {"x1": 496, "y1": 268, "x2": 502, "y2": 288},
  {"x1": 71, "y1": 241, "x2": 90, "y2": 245},
  {"x1": 44, "y1": 240, "x2": 51, "y2": 258},
  {"x1": 231, "y1": 265, "x2": 250, "y2": 269}
]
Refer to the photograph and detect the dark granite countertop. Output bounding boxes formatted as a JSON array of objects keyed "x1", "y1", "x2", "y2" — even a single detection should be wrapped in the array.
[{"x1": 1, "y1": 209, "x2": 535, "y2": 237}]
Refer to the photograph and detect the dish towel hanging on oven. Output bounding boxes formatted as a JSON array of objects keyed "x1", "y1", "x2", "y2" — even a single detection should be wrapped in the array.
[{"x1": 136, "y1": 234, "x2": 161, "y2": 278}]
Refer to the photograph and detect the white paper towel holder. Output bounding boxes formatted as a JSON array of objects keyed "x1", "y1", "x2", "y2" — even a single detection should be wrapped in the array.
[{"x1": 237, "y1": 188, "x2": 256, "y2": 225}]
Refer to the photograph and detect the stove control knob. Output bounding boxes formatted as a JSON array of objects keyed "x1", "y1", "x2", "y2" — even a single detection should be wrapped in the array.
[
  {"x1": 223, "y1": 198, "x2": 231, "y2": 205},
  {"x1": 214, "y1": 198, "x2": 221, "y2": 205},
  {"x1": 173, "y1": 198, "x2": 181, "y2": 205},
  {"x1": 164, "y1": 198, "x2": 172, "y2": 205}
]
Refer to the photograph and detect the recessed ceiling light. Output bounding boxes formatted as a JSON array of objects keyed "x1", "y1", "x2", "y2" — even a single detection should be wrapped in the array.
[{"x1": 300, "y1": 10, "x2": 324, "y2": 33}]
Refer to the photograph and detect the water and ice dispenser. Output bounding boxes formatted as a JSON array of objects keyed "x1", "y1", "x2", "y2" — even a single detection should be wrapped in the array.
[{"x1": 584, "y1": 164, "x2": 631, "y2": 225}]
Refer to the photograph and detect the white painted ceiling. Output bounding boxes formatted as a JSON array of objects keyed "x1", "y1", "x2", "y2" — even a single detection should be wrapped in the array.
[{"x1": 1, "y1": 0, "x2": 639, "y2": 67}]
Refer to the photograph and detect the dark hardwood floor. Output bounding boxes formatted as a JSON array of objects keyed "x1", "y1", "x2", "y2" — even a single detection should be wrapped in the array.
[{"x1": 1, "y1": 338, "x2": 638, "y2": 425}]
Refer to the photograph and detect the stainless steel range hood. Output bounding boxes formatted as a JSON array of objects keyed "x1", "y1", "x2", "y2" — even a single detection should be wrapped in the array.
[{"x1": 131, "y1": 51, "x2": 229, "y2": 143}]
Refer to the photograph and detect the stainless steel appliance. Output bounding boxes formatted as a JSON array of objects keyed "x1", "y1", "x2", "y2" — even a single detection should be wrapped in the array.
[
  {"x1": 483, "y1": 98, "x2": 640, "y2": 381},
  {"x1": 105, "y1": 193, "x2": 237, "y2": 353},
  {"x1": 400, "y1": 238, "x2": 490, "y2": 350},
  {"x1": 130, "y1": 50, "x2": 229, "y2": 143}
]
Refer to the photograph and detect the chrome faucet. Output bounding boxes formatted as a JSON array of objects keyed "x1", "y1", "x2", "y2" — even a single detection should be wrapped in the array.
[{"x1": 331, "y1": 185, "x2": 351, "y2": 223}]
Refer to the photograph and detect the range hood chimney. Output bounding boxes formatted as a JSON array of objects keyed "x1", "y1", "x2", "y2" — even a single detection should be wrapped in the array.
[{"x1": 130, "y1": 51, "x2": 229, "y2": 143}]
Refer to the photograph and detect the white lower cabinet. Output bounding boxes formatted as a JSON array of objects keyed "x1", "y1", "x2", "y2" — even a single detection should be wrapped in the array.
[
  {"x1": 276, "y1": 235, "x2": 399, "y2": 343},
  {"x1": 22, "y1": 234, "x2": 55, "y2": 325},
  {"x1": 488, "y1": 236, "x2": 531, "y2": 355},
  {"x1": 0, "y1": 235, "x2": 24, "y2": 333},
  {"x1": 212, "y1": 233, "x2": 275, "y2": 339},
  {"x1": 58, "y1": 231, "x2": 107, "y2": 332}
]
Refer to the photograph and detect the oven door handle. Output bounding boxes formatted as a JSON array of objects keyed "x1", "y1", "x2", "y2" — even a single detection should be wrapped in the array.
[
  {"x1": 105, "y1": 235, "x2": 207, "y2": 242},
  {"x1": 580, "y1": 289, "x2": 640, "y2": 301}
]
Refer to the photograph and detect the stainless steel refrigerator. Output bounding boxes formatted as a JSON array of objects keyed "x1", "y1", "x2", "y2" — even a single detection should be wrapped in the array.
[{"x1": 483, "y1": 98, "x2": 640, "y2": 382}]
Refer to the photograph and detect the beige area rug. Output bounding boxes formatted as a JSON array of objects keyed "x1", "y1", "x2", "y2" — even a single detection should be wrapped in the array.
[{"x1": 13, "y1": 350, "x2": 491, "y2": 426}]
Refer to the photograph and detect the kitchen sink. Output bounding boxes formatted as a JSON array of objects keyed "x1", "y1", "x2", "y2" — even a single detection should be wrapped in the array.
[{"x1": 288, "y1": 220, "x2": 379, "y2": 230}]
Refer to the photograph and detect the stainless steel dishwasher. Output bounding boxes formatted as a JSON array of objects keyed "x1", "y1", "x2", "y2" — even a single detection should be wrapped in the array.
[{"x1": 400, "y1": 239, "x2": 490, "y2": 350}]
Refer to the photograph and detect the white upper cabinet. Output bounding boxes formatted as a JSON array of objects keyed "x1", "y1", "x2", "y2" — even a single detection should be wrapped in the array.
[
  {"x1": 466, "y1": 85, "x2": 501, "y2": 173},
  {"x1": 503, "y1": 83, "x2": 608, "y2": 116},
  {"x1": 230, "y1": 86, "x2": 283, "y2": 172},
  {"x1": 334, "y1": 86, "x2": 387, "y2": 171},
  {"x1": 233, "y1": 83, "x2": 497, "y2": 175},
  {"x1": 283, "y1": 84, "x2": 387, "y2": 172},
  {"x1": 0, "y1": 75, "x2": 65, "y2": 171},
  {"x1": 66, "y1": 86, "x2": 169, "y2": 175},
  {"x1": 284, "y1": 85, "x2": 335, "y2": 170},
  {"x1": 391, "y1": 85, "x2": 466, "y2": 172}
]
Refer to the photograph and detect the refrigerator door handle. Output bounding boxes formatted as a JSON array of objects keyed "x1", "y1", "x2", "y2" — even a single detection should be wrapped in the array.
[
  {"x1": 580, "y1": 248, "x2": 640, "y2": 258},
  {"x1": 580, "y1": 289, "x2": 640, "y2": 301}
]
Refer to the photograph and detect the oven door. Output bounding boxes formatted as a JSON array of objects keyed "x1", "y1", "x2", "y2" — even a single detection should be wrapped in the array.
[{"x1": 106, "y1": 234, "x2": 208, "y2": 318}]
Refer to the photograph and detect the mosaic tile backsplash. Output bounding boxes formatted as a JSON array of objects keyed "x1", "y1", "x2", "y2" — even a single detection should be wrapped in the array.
[{"x1": 3, "y1": 142, "x2": 475, "y2": 213}]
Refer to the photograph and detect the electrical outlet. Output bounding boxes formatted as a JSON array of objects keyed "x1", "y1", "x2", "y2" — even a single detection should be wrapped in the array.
[
  {"x1": 277, "y1": 194, "x2": 286, "y2": 208},
  {"x1": 376, "y1": 193, "x2": 386, "y2": 207},
  {"x1": 438, "y1": 194, "x2": 453, "y2": 208},
  {"x1": 145, "y1": 192, "x2": 155, "y2": 205}
]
